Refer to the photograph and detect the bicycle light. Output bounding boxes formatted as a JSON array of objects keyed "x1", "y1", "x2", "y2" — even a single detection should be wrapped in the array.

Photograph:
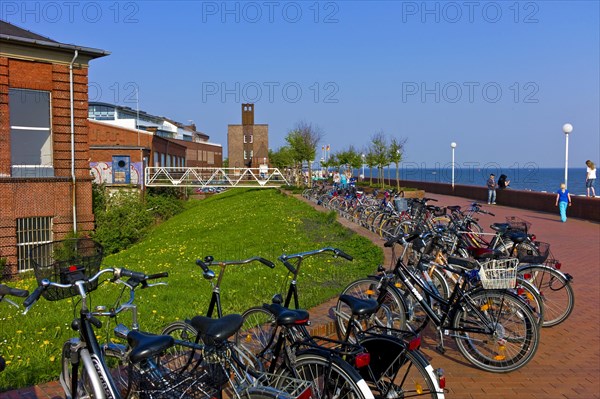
[
  {"x1": 408, "y1": 336, "x2": 421, "y2": 351},
  {"x1": 436, "y1": 368, "x2": 446, "y2": 389},
  {"x1": 297, "y1": 385, "x2": 313, "y2": 399},
  {"x1": 353, "y1": 352, "x2": 370, "y2": 368}
]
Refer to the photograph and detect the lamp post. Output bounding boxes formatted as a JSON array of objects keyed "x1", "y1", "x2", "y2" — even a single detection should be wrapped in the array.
[
  {"x1": 450, "y1": 142, "x2": 457, "y2": 189},
  {"x1": 361, "y1": 153, "x2": 365, "y2": 181},
  {"x1": 562, "y1": 123, "x2": 573, "y2": 188}
]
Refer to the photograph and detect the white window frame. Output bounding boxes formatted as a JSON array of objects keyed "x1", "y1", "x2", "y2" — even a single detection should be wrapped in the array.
[{"x1": 16, "y1": 216, "x2": 53, "y2": 272}]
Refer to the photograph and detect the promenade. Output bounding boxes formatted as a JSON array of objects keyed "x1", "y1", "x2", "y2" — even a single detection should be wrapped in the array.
[{"x1": 3, "y1": 192, "x2": 599, "y2": 399}]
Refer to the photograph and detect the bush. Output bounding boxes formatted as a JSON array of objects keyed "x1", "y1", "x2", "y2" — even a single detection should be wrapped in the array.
[
  {"x1": 92, "y1": 190, "x2": 153, "y2": 254},
  {"x1": 145, "y1": 194, "x2": 185, "y2": 222}
]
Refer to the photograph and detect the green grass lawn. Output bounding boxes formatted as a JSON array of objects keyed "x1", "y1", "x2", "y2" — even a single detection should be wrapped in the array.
[{"x1": 0, "y1": 188, "x2": 382, "y2": 391}]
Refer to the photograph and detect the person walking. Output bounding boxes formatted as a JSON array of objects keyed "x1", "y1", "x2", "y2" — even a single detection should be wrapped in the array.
[
  {"x1": 585, "y1": 160, "x2": 596, "y2": 197},
  {"x1": 555, "y1": 183, "x2": 572, "y2": 222},
  {"x1": 486, "y1": 174, "x2": 497, "y2": 204}
]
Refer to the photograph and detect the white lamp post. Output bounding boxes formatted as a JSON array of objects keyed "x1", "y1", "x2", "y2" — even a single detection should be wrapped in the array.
[
  {"x1": 450, "y1": 142, "x2": 457, "y2": 189},
  {"x1": 361, "y1": 153, "x2": 365, "y2": 181},
  {"x1": 562, "y1": 123, "x2": 573, "y2": 189}
]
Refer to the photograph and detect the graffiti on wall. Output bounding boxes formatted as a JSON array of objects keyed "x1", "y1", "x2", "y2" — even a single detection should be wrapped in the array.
[{"x1": 90, "y1": 162, "x2": 143, "y2": 185}]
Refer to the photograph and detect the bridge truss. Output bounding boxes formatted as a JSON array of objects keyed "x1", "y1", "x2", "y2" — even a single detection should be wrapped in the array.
[{"x1": 144, "y1": 167, "x2": 289, "y2": 188}]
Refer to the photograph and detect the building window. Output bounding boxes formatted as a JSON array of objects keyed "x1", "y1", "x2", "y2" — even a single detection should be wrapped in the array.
[
  {"x1": 154, "y1": 151, "x2": 159, "y2": 166},
  {"x1": 207, "y1": 151, "x2": 214, "y2": 165},
  {"x1": 161, "y1": 153, "x2": 166, "y2": 166},
  {"x1": 9, "y1": 89, "x2": 53, "y2": 177},
  {"x1": 243, "y1": 135, "x2": 253, "y2": 144},
  {"x1": 244, "y1": 150, "x2": 247, "y2": 160},
  {"x1": 16, "y1": 216, "x2": 53, "y2": 272}
]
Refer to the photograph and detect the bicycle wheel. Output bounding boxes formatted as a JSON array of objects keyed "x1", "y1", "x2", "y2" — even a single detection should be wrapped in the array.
[
  {"x1": 518, "y1": 265, "x2": 574, "y2": 327},
  {"x1": 161, "y1": 321, "x2": 204, "y2": 371},
  {"x1": 335, "y1": 278, "x2": 407, "y2": 341},
  {"x1": 236, "y1": 307, "x2": 278, "y2": 371},
  {"x1": 514, "y1": 277, "x2": 545, "y2": 328},
  {"x1": 452, "y1": 289, "x2": 540, "y2": 372},
  {"x1": 358, "y1": 335, "x2": 444, "y2": 399},
  {"x1": 287, "y1": 351, "x2": 374, "y2": 399}
]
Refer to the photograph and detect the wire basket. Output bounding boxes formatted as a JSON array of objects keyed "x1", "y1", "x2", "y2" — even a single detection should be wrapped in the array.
[
  {"x1": 478, "y1": 258, "x2": 519, "y2": 289},
  {"x1": 394, "y1": 198, "x2": 409, "y2": 212},
  {"x1": 128, "y1": 350, "x2": 220, "y2": 399},
  {"x1": 505, "y1": 216, "x2": 532, "y2": 234},
  {"x1": 29, "y1": 238, "x2": 103, "y2": 301},
  {"x1": 517, "y1": 241, "x2": 550, "y2": 264},
  {"x1": 240, "y1": 372, "x2": 314, "y2": 399}
]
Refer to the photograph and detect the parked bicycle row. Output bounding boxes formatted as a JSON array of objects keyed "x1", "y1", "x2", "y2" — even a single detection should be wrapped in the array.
[
  {"x1": 1, "y1": 192, "x2": 576, "y2": 399},
  {"x1": 303, "y1": 185, "x2": 575, "y2": 329}
]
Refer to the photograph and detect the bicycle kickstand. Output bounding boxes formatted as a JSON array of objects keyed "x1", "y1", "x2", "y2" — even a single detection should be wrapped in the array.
[{"x1": 435, "y1": 328, "x2": 446, "y2": 354}]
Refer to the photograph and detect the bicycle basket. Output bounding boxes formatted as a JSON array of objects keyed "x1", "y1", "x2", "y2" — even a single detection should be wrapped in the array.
[
  {"x1": 478, "y1": 258, "x2": 518, "y2": 289},
  {"x1": 241, "y1": 372, "x2": 314, "y2": 399},
  {"x1": 505, "y1": 216, "x2": 532, "y2": 233},
  {"x1": 29, "y1": 238, "x2": 103, "y2": 301},
  {"x1": 517, "y1": 241, "x2": 550, "y2": 264},
  {"x1": 129, "y1": 348, "x2": 219, "y2": 399},
  {"x1": 394, "y1": 198, "x2": 409, "y2": 212}
]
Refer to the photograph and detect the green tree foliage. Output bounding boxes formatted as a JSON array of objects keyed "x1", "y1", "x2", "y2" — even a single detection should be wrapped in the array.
[
  {"x1": 286, "y1": 121, "x2": 324, "y2": 187},
  {"x1": 388, "y1": 137, "x2": 407, "y2": 191},
  {"x1": 370, "y1": 132, "x2": 390, "y2": 188}
]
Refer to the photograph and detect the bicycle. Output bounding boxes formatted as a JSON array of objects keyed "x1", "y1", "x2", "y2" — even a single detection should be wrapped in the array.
[
  {"x1": 337, "y1": 233, "x2": 540, "y2": 373},
  {"x1": 161, "y1": 255, "x2": 371, "y2": 399},
  {"x1": 238, "y1": 247, "x2": 446, "y2": 398}
]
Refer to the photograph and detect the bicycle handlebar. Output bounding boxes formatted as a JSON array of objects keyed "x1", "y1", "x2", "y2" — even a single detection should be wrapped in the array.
[
  {"x1": 197, "y1": 256, "x2": 275, "y2": 271},
  {"x1": 278, "y1": 247, "x2": 353, "y2": 274},
  {"x1": 23, "y1": 267, "x2": 168, "y2": 311},
  {"x1": 0, "y1": 284, "x2": 29, "y2": 298}
]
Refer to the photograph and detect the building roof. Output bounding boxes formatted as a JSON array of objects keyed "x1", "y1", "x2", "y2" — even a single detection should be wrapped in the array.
[{"x1": 0, "y1": 20, "x2": 109, "y2": 59}]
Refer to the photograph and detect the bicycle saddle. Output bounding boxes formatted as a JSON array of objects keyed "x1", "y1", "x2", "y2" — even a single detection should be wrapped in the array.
[
  {"x1": 191, "y1": 314, "x2": 243, "y2": 345},
  {"x1": 506, "y1": 231, "x2": 528, "y2": 244},
  {"x1": 447, "y1": 205, "x2": 461, "y2": 212},
  {"x1": 467, "y1": 247, "x2": 502, "y2": 260},
  {"x1": 490, "y1": 223, "x2": 510, "y2": 233},
  {"x1": 338, "y1": 295, "x2": 379, "y2": 317},
  {"x1": 264, "y1": 303, "x2": 310, "y2": 326},
  {"x1": 127, "y1": 330, "x2": 175, "y2": 363}
]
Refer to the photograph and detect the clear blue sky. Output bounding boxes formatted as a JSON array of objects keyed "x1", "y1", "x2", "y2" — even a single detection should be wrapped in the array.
[{"x1": 3, "y1": 1, "x2": 598, "y2": 168}]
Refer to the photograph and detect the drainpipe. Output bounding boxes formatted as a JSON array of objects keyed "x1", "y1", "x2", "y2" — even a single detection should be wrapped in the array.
[{"x1": 69, "y1": 50, "x2": 78, "y2": 234}]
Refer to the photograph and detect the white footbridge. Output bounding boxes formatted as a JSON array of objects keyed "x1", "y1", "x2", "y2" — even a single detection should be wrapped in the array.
[{"x1": 145, "y1": 167, "x2": 289, "y2": 188}]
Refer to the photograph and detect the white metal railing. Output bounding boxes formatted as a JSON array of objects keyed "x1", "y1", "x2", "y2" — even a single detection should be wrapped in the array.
[{"x1": 145, "y1": 167, "x2": 289, "y2": 188}]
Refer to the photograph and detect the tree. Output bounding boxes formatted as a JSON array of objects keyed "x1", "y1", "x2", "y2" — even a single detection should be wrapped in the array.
[
  {"x1": 269, "y1": 147, "x2": 294, "y2": 169},
  {"x1": 370, "y1": 132, "x2": 389, "y2": 188},
  {"x1": 388, "y1": 137, "x2": 407, "y2": 191},
  {"x1": 365, "y1": 151, "x2": 377, "y2": 185},
  {"x1": 285, "y1": 121, "x2": 324, "y2": 187}
]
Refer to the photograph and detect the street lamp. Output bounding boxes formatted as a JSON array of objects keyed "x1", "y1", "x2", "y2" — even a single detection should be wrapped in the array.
[
  {"x1": 361, "y1": 153, "x2": 365, "y2": 181},
  {"x1": 450, "y1": 142, "x2": 457, "y2": 189},
  {"x1": 562, "y1": 123, "x2": 573, "y2": 189}
]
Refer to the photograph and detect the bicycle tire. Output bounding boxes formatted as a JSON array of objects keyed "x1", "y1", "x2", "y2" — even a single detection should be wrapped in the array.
[
  {"x1": 452, "y1": 289, "x2": 540, "y2": 372},
  {"x1": 236, "y1": 307, "x2": 278, "y2": 371},
  {"x1": 358, "y1": 335, "x2": 444, "y2": 399},
  {"x1": 518, "y1": 265, "x2": 574, "y2": 327},
  {"x1": 335, "y1": 278, "x2": 407, "y2": 341},
  {"x1": 284, "y1": 351, "x2": 375, "y2": 399}
]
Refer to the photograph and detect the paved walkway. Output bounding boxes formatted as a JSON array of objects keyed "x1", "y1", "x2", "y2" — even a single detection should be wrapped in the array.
[{"x1": 4, "y1": 192, "x2": 599, "y2": 398}]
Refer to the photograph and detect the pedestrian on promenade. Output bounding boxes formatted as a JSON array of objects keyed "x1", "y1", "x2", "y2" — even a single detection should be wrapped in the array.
[
  {"x1": 555, "y1": 183, "x2": 572, "y2": 222},
  {"x1": 498, "y1": 174, "x2": 510, "y2": 189},
  {"x1": 585, "y1": 160, "x2": 596, "y2": 197},
  {"x1": 340, "y1": 170, "x2": 348, "y2": 189},
  {"x1": 486, "y1": 173, "x2": 497, "y2": 204}
]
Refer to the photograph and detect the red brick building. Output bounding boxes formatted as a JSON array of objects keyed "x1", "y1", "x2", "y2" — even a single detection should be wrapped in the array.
[
  {"x1": 0, "y1": 21, "x2": 109, "y2": 274},
  {"x1": 228, "y1": 104, "x2": 268, "y2": 169},
  {"x1": 88, "y1": 103, "x2": 222, "y2": 185}
]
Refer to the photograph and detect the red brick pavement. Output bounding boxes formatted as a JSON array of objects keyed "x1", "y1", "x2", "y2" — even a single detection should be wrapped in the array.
[{"x1": 4, "y1": 192, "x2": 599, "y2": 399}]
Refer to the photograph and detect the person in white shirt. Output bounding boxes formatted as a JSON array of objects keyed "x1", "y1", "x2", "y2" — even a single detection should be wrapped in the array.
[{"x1": 585, "y1": 160, "x2": 596, "y2": 197}]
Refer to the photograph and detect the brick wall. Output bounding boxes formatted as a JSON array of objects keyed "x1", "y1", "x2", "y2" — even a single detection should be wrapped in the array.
[
  {"x1": 0, "y1": 57, "x2": 95, "y2": 275},
  {"x1": 228, "y1": 124, "x2": 268, "y2": 168}
]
